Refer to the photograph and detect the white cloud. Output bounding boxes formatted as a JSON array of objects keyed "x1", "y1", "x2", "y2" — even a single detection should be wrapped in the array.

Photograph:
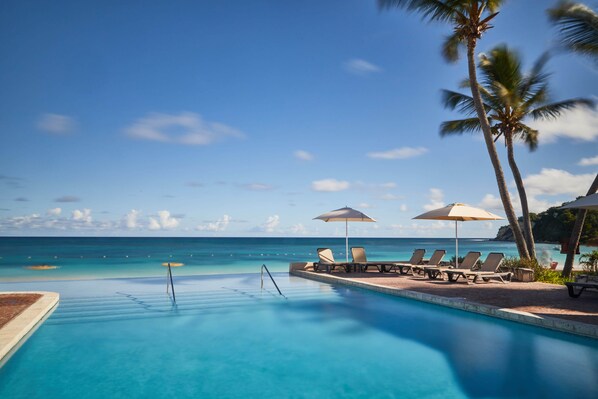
[
  {"x1": 423, "y1": 188, "x2": 445, "y2": 211},
  {"x1": 148, "y1": 218, "x2": 161, "y2": 230},
  {"x1": 196, "y1": 214, "x2": 231, "y2": 232},
  {"x1": 380, "y1": 182, "x2": 397, "y2": 189},
  {"x1": 358, "y1": 203, "x2": 373, "y2": 209},
  {"x1": 37, "y1": 113, "x2": 76, "y2": 134},
  {"x1": 294, "y1": 150, "x2": 314, "y2": 161},
  {"x1": 124, "y1": 209, "x2": 140, "y2": 229},
  {"x1": 579, "y1": 155, "x2": 598, "y2": 166},
  {"x1": 311, "y1": 179, "x2": 350, "y2": 192},
  {"x1": 367, "y1": 147, "x2": 428, "y2": 160},
  {"x1": 532, "y1": 107, "x2": 598, "y2": 143},
  {"x1": 381, "y1": 193, "x2": 402, "y2": 201},
  {"x1": 262, "y1": 215, "x2": 280, "y2": 233},
  {"x1": 289, "y1": 223, "x2": 307, "y2": 235},
  {"x1": 524, "y1": 168, "x2": 595, "y2": 196},
  {"x1": 72, "y1": 209, "x2": 92, "y2": 224},
  {"x1": 125, "y1": 112, "x2": 245, "y2": 146},
  {"x1": 47, "y1": 208, "x2": 61, "y2": 216},
  {"x1": 344, "y1": 58, "x2": 382, "y2": 75},
  {"x1": 148, "y1": 210, "x2": 179, "y2": 230},
  {"x1": 399, "y1": 204, "x2": 408, "y2": 212},
  {"x1": 479, "y1": 194, "x2": 507, "y2": 213}
]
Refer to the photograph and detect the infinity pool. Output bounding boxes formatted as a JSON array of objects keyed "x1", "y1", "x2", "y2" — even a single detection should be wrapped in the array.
[{"x1": 1, "y1": 273, "x2": 597, "y2": 398}]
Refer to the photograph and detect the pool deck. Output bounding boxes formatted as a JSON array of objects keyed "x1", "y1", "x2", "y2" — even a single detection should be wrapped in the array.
[
  {"x1": 0, "y1": 292, "x2": 59, "y2": 365},
  {"x1": 291, "y1": 268, "x2": 598, "y2": 339}
]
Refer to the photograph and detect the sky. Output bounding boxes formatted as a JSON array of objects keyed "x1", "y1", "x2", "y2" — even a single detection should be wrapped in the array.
[{"x1": 0, "y1": 0, "x2": 597, "y2": 238}]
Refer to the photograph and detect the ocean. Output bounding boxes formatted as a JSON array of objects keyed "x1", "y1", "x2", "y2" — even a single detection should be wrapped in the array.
[{"x1": 0, "y1": 237, "x2": 588, "y2": 281}]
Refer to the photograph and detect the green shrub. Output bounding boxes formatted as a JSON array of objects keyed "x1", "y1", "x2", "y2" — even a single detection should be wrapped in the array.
[
  {"x1": 579, "y1": 250, "x2": 598, "y2": 275},
  {"x1": 502, "y1": 256, "x2": 572, "y2": 285}
]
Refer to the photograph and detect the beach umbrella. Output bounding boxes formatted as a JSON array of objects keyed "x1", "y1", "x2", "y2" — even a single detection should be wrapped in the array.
[
  {"x1": 314, "y1": 206, "x2": 376, "y2": 262},
  {"x1": 560, "y1": 193, "x2": 598, "y2": 210},
  {"x1": 413, "y1": 203, "x2": 504, "y2": 267}
]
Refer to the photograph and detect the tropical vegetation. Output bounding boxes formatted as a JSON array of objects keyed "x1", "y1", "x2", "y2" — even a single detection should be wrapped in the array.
[
  {"x1": 548, "y1": 0, "x2": 598, "y2": 59},
  {"x1": 579, "y1": 249, "x2": 598, "y2": 274},
  {"x1": 379, "y1": 0, "x2": 531, "y2": 260},
  {"x1": 494, "y1": 203, "x2": 598, "y2": 245},
  {"x1": 440, "y1": 45, "x2": 594, "y2": 260}
]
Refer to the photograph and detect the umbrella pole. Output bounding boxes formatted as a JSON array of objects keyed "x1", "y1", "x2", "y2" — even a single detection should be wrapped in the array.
[
  {"x1": 455, "y1": 220, "x2": 459, "y2": 268},
  {"x1": 345, "y1": 219, "x2": 349, "y2": 262}
]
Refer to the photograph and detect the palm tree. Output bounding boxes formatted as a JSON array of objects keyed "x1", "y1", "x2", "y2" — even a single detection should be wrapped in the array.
[
  {"x1": 548, "y1": 1, "x2": 598, "y2": 59},
  {"x1": 548, "y1": 1, "x2": 598, "y2": 277},
  {"x1": 379, "y1": 0, "x2": 530, "y2": 258},
  {"x1": 440, "y1": 45, "x2": 595, "y2": 259}
]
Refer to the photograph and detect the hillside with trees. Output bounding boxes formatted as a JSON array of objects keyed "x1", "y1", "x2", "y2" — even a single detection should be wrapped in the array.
[{"x1": 494, "y1": 204, "x2": 598, "y2": 245}]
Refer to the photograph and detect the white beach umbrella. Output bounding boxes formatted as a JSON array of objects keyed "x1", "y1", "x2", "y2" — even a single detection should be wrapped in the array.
[
  {"x1": 413, "y1": 203, "x2": 504, "y2": 267},
  {"x1": 560, "y1": 193, "x2": 598, "y2": 210},
  {"x1": 314, "y1": 206, "x2": 376, "y2": 262}
]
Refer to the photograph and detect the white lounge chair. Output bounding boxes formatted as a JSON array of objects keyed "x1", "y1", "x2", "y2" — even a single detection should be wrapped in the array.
[
  {"x1": 351, "y1": 247, "x2": 397, "y2": 273},
  {"x1": 411, "y1": 250, "x2": 447, "y2": 275},
  {"x1": 445, "y1": 252, "x2": 509, "y2": 284},
  {"x1": 314, "y1": 248, "x2": 352, "y2": 273},
  {"x1": 423, "y1": 251, "x2": 481, "y2": 280},
  {"x1": 389, "y1": 249, "x2": 426, "y2": 274}
]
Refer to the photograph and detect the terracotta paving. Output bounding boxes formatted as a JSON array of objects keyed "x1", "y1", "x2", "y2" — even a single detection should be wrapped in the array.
[
  {"x1": 320, "y1": 271, "x2": 598, "y2": 326},
  {"x1": 0, "y1": 294, "x2": 42, "y2": 329}
]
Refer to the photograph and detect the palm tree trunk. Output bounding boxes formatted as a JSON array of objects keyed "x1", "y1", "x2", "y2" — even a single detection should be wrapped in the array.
[
  {"x1": 466, "y1": 38, "x2": 530, "y2": 259},
  {"x1": 505, "y1": 133, "x2": 536, "y2": 259},
  {"x1": 562, "y1": 173, "x2": 598, "y2": 278}
]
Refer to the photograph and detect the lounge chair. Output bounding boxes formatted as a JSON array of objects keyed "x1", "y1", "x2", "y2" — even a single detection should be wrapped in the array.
[
  {"x1": 445, "y1": 252, "x2": 509, "y2": 284},
  {"x1": 388, "y1": 249, "x2": 426, "y2": 274},
  {"x1": 314, "y1": 248, "x2": 352, "y2": 273},
  {"x1": 351, "y1": 247, "x2": 396, "y2": 273},
  {"x1": 423, "y1": 251, "x2": 481, "y2": 280},
  {"x1": 565, "y1": 280, "x2": 598, "y2": 298},
  {"x1": 411, "y1": 250, "x2": 446, "y2": 275}
]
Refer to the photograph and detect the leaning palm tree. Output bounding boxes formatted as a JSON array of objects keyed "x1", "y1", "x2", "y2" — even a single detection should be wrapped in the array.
[
  {"x1": 379, "y1": 0, "x2": 530, "y2": 258},
  {"x1": 548, "y1": 1, "x2": 598, "y2": 59},
  {"x1": 440, "y1": 45, "x2": 595, "y2": 259}
]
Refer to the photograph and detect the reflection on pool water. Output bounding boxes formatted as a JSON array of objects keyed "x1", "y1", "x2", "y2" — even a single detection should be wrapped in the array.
[{"x1": 0, "y1": 273, "x2": 597, "y2": 398}]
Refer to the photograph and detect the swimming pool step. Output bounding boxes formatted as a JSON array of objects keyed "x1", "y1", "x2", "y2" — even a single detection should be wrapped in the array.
[
  {"x1": 46, "y1": 288, "x2": 333, "y2": 325},
  {"x1": 53, "y1": 290, "x2": 330, "y2": 316}
]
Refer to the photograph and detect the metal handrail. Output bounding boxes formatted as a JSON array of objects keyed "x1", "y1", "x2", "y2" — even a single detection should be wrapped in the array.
[{"x1": 261, "y1": 264, "x2": 286, "y2": 299}]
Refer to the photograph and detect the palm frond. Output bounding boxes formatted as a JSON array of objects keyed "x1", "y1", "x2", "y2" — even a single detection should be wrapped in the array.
[
  {"x1": 440, "y1": 117, "x2": 483, "y2": 136},
  {"x1": 378, "y1": 1, "x2": 457, "y2": 22},
  {"x1": 516, "y1": 125, "x2": 539, "y2": 151},
  {"x1": 530, "y1": 98, "x2": 595, "y2": 120},
  {"x1": 548, "y1": 1, "x2": 598, "y2": 58},
  {"x1": 442, "y1": 32, "x2": 463, "y2": 62}
]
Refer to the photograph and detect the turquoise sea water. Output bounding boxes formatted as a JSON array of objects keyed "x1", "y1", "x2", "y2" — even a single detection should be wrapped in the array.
[
  {"x1": 0, "y1": 274, "x2": 597, "y2": 398},
  {"x1": 0, "y1": 237, "x2": 588, "y2": 281}
]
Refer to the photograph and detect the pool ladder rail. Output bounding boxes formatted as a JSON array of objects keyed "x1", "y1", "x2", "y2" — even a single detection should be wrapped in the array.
[{"x1": 260, "y1": 264, "x2": 286, "y2": 299}]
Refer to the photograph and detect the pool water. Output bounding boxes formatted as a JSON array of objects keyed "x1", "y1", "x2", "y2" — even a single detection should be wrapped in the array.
[{"x1": 1, "y1": 273, "x2": 597, "y2": 398}]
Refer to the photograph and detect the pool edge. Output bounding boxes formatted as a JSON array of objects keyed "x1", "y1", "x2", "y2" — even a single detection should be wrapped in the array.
[
  {"x1": 291, "y1": 270, "x2": 598, "y2": 340},
  {"x1": 0, "y1": 291, "x2": 59, "y2": 366}
]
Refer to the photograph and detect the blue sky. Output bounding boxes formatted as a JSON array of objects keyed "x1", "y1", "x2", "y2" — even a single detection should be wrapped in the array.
[{"x1": 1, "y1": 0, "x2": 596, "y2": 237}]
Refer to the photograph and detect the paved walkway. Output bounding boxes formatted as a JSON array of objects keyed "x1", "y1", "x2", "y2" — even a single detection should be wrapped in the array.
[{"x1": 341, "y1": 271, "x2": 598, "y2": 326}]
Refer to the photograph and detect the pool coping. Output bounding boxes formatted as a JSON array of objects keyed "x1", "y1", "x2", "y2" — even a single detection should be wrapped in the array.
[
  {"x1": 291, "y1": 270, "x2": 598, "y2": 340},
  {"x1": 0, "y1": 291, "x2": 59, "y2": 366}
]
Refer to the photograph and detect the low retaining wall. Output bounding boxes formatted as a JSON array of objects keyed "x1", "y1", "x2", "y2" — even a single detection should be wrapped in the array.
[
  {"x1": 0, "y1": 292, "x2": 59, "y2": 366},
  {"x1": 291, "y1": 269, "x2": 598, "y2": 340}
]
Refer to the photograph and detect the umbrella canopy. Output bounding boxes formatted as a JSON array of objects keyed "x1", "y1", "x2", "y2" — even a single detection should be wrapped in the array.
[
  {"x1": 413, "y1": 203, "x2": 504, "y2": 267},
  {"x1": 314, "y1": 206, "x2": 376, "y2": 262},
  {"x1": 560, "y1": 193, "x2": 598, "y2": 210}
]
